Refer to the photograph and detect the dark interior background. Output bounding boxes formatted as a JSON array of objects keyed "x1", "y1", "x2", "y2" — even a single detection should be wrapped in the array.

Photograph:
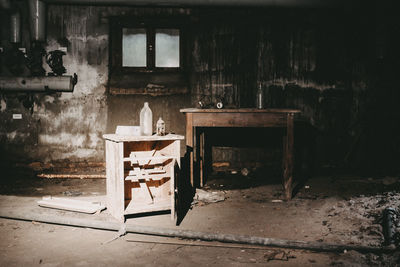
[{"x1": 0, "y1": 1, "x2": 399, "y2": 178}]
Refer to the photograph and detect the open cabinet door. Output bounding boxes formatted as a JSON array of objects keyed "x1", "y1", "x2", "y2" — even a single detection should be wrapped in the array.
[
  {"x1": 172, "y1": 159, "x2": 181, "y2": 225},
  {"x1": 173, "y1": 153, "x2": 195, "y2": 226}
]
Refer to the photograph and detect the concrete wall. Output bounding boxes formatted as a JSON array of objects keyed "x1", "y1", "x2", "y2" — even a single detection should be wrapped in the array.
[
  {"x1": 1, "y1": 5, "x2": 109, "y2": 163},
  {"x1": 0, "y1": 4, "x2": 399, "y2": 175},
  {"x1": 0, "y1": 5, "x2": 191, "y2": 165}
]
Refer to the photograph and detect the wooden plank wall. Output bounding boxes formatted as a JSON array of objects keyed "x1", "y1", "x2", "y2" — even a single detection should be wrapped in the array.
[
  {"x1": 187, "y1": 7, "x2": 396, "y2": 172},
  {"x1": 189, "y1": 9, "x2": 349, "y2": 109}
]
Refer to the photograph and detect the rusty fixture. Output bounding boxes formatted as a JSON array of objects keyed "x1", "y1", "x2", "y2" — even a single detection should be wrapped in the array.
[
  {"x1": 197, "y1": 95, "x2": 211, "y2": 109},
  {"x1": 46, "y1": 50, "x2": 67, "y2": 76},
  {"x1": 216, "y1": 96, "x2": 224, "y2": 109},
  {"x1": 2, "y1": 0, "x2": 76, "y2": 93}
]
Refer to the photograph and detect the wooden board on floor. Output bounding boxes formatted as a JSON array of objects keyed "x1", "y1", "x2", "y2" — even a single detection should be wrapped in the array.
[{"x1": 37, "y1": 196, "x2": 105, "y2": 214}]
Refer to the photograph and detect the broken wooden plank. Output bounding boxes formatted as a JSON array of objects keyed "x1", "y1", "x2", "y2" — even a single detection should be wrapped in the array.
[
  {"x1": 128, "y1": 168, "x2": 167, "y2": 176},
  {"x1": 37, "y1": 196, "x2": 106, "y2": 214},
  {"x1": 125, "y1": 168, "x2": 167, "y2": 181},
  {"x1": 125, "y1": 156, "x2": 174, "y2": 165},
  {"x1": 125, "y1": 173, "x2": 168, "y2": 182},
  {"x1": 139, "y1": 181, "x2": 154, "y2": 204}
]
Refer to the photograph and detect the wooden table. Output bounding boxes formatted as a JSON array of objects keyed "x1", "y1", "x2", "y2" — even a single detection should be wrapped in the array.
[{"x1": 180, "y1": 108, "x2": 301, "y2": 200}]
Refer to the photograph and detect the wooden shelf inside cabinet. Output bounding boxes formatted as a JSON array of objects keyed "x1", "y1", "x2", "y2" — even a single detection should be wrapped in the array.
[
  {"x1": 124, "y1": 199, "x2": 171, "y2": 215},
  {"x1": 103, "y1": 134, "x2": 184, "y2": 223}
]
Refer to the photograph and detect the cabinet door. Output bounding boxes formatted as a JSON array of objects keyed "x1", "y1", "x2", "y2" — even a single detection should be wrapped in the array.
[
  {"x1": 172, "y1": 160, "x2": 179, "y2": 224},
  {"x1": 174, "y1": 154, "x2": 196, "y2": 226}
]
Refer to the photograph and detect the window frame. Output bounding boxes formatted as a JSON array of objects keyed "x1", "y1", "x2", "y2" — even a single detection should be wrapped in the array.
[
  {"x1": 112, "y1": 18, "x2": 185, "y2": 74},
  {"x1": 109, "y1": 16, "x2": 189, "y2": 95}
]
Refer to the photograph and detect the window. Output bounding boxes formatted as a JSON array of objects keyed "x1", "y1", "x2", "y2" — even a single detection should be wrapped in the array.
[
  {"x1": 155, "y1": 29, "x2": 180, "y2": 68},
  {"x1": 122, "y1": 27, "x2": 180, "y2": 69},
  {"x1": 122, "y1": 28, "x2": 147, "y2": 67},
  {"x1": 109, "y1": 18, "x2": 187, "y2": 95}
]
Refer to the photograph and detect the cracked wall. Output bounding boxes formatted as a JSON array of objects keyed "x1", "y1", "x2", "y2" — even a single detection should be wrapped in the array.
[{"x1": 1, "y1": 4, "x2": 399, "y2": 175}]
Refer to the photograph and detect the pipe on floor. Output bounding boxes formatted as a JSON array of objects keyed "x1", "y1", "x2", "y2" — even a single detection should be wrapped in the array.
[{"x1": 0, "y1": 210, "x2": 395, "y2": 253}]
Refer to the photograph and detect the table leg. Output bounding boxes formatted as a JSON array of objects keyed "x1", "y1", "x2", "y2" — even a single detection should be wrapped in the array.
[
  {"x1": 193, "y1": 127, "x2": 198, "y2": 186},
  {"x1": 199, "y1": 130, "x2": 205, "y2": 187},
  {"x1": 186, "y1": 113, "x2": 194, "y2": 186},
  {"x1": 283, "y1": 113, "x2": 294, "y2": 200}
]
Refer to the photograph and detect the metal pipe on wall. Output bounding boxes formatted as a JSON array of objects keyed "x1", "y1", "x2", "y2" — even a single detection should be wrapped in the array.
[
  {"x1": 28, "y1": 0, "x2": 46, "y2": 42},
  {"x1": 0, "y1": 76, "x2": 76, "y2": 92},
  {"x1": 10, "y1": 12, "x2": 21, "y2": 43}
]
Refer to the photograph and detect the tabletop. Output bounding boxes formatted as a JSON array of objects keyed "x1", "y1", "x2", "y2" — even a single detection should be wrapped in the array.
[
  {"x1": 103, "y1": 133, "x2": 185, "y2": 142},
  {"x1": 180, "y1": 108, "x2": 301, "y2": 113}
]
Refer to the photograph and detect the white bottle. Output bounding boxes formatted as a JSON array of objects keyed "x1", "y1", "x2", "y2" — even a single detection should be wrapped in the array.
[{"x1": 140, "y1": 102, "x2": 152, "y2": 136}]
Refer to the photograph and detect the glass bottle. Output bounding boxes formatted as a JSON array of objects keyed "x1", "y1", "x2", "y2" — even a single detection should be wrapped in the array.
[
  {"x1": 256, "y1": 84, "x2": 264, "y2": 109},
  {"x1": 156, "y1": 117, "x2": 166, "y2": 136},
  {"x1": 140, "y1": 102, "x2": 153, "y2": 136}
]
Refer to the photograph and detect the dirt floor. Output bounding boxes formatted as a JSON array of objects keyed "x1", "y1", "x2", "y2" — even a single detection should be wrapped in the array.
[{"x1": 0, "y1": 166, "x2": 400, "y2": 266}]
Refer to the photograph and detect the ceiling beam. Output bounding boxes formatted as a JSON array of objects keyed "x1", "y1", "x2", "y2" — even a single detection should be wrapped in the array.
[{"x1": 42, "y1": 0, "x2": 345, "y2": 7}]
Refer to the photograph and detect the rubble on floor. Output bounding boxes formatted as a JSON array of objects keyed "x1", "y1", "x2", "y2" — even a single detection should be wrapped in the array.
[
  {"x1": 323, "y1": 192, "x2": 400, "y2": 247},
  {"x1": 193, "y1": 188, "x2": 226, "y2": 205},
  {"x1": 1, "y1": 169, "x2": 400, "y2": 265}
]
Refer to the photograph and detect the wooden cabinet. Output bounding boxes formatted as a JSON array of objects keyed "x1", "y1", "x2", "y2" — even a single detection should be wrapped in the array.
[{"x1": 103, "y1": 134, "x2": 184, "y2": 222}]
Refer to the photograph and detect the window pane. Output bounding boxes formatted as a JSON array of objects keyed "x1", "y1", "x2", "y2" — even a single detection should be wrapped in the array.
[
  {"x1": 122, "y1": 28, "x2": 146, "y2": 67},
  {"x1": 155, "y1": 29, "x2": 180, "y2": 68}
]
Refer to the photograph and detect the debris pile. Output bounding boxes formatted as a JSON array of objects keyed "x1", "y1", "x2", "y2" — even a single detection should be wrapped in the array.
[{"x1": 325, "y1": 192, "x2": 400, "y2": 247}]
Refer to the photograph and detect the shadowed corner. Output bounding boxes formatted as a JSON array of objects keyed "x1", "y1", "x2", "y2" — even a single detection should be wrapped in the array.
[{"x1": 175, "y1": 153, "x2": 195, "y2": 226}]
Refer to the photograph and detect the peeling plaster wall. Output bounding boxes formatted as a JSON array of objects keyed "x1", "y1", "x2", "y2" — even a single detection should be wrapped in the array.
[
  {"x1": 46, "y1": 6, "x2": 107, "y2": 161},
  {"x1": 0, "y1": 5, "x2": 109, "y2": 163},
  {"x1": 0, "y1": 5, "x2": 190, "y2": 165},
  {"x1": 43, "y1": 6, "x2": 109, "y2": 162},
  {"x1": 1, "y1": 4, "x2": 399, "y2": 175}
]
